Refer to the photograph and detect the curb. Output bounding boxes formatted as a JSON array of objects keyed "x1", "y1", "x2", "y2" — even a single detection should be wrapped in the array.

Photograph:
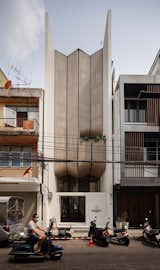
[
  {"x1": 52, "y1": 236, "x2": 142, "y2": 241},
  {"x1": 52, "y1": 237, "x2": 89, "y2": 240}
]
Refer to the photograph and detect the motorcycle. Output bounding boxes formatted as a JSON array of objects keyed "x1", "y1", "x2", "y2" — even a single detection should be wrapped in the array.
[
  {"x1": 49, "y1": 218, "x2": 72, "y2": 239},
  {"x1": 9, "y1": 219, "x2": 63, "y2": 261},
  {"x1": 106, "y1": 222, "x2": 129, "y2": 246},
  {"x1": 0, "y1": 196, "x2": 25, "y2": 247},
  {"x1": 142, "y1": 216, "x2": 160, "y2": 247},
  {"x1": 88, "y1": 218, "x2": 109, "y2": 247},
  {"x1": 0, "y1": 225, "x2": 10, "y2": 247},
  {"x1": 57, "y1": 227, "x2": 72, "y2": 239}
]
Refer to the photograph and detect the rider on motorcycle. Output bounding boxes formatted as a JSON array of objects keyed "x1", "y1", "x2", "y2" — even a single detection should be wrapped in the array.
[{"x1": 27, "y1": 213, "x2": 47, "y2": 254}]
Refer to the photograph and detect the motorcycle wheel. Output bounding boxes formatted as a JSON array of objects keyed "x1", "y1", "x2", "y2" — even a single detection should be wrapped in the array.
[
  {"x1": 50, "y1": 253, "x2": 62, "y2": 260},
  {"x1": 100, "y1": 239, "x2": 109, "y2": 247},
  {"x1": 120, "y1": 237, "x2": 129, "y2": 246}
]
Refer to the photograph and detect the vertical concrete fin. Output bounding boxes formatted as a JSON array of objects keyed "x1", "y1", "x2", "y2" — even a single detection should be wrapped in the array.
[
  {"x1": 102, "y1": 10, "x2": 113, "y2": 224},
  {"x1": 43, "y1": 12, "x2": 55, "y2": 226},
  {"x1": 54, "y1": 51, "x2": 67, "y2": 177}
]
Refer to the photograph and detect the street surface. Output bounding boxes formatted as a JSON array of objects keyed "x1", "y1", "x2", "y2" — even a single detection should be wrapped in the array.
[{"x1": 0, "y1": 239, "x2": 159, "y2": 270}]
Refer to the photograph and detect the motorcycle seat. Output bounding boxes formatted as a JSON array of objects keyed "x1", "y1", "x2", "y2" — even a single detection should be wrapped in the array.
[
  {"x1": 14, "y1": 240, "x2": 26, "y2": 244},
  {"x1": 96, "y1": 228, "x2": 105, "y2": 231}
]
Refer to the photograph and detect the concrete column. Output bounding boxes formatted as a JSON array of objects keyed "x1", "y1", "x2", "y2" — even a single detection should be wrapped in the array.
[
  {"x1": 44, "y1": 13, "x2": 56, "y2": 226},
  {"x1": 102, "y1": 10, "x2": 113, "y2": 225}
]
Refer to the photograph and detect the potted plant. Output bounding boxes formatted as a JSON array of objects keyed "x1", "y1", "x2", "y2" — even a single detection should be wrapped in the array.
[
  {"x1": 116, "y1": 211, "x2": 129, "y2": 229},
  {"x1": 116, "y1": 216, "x2": 123, "y2": 229}
]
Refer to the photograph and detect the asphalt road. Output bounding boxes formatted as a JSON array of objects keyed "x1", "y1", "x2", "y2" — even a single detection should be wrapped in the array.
[{"x1": 0, "y1": 239, "x2": 160, "y2": 270}]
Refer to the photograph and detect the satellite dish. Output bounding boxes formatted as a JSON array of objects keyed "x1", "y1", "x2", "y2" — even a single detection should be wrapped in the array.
[{"x1": 5, "y1": 80, "x2": 12, "y2": 89}]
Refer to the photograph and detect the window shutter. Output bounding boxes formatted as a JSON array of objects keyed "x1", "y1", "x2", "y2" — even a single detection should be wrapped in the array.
[{"x1": 4, "y1": 107, "x2": 16, "y2": 127}]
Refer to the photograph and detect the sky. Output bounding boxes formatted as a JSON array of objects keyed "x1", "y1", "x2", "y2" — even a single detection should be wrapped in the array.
[{"x1": 0, "y1": 0, "x2": 160, "y2": 88}]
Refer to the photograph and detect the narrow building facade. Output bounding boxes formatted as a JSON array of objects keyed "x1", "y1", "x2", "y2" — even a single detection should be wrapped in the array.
[
  {"x1": 113, "y1": 51, "x2": 160, "y2": 228},
  {"x1": 42, "y1": 11, "x2": 113, "y2": 229}
]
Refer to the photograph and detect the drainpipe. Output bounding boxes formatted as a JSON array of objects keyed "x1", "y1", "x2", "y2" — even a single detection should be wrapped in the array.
[{"x1": 40, "y1": 88, "x2": 45, "y2": 222}]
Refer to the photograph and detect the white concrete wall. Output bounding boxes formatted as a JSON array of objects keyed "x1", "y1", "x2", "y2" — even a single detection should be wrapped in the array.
[
  {"x1": 85, "y1": 193, "x2": 109, "y2": 227},
  {"x1": 150, "y1": 59, "x2": 160, "y2": 75},
  {"x1": 37, "y1": 89, "x2": 44, "y2": 221},
  {"x1": 43, "y1": 11, "x2": 113, "y2": 228},
  {"x1": 149, "y1": 51, "x2": 160, "y2": 76},
  {"x1": 55, "y1": 192, "x2": 108, "y2": 228},
  {"x1": 42, "y1": 13, "x2": 56, "y2": 226},
  {"x1": 101, "y1": 10, "x2": 113, "y2": 224}
]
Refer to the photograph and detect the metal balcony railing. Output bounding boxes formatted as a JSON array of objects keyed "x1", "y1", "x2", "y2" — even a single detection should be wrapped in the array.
[{"x1": 125, "y1": 165, "x2": 160, "y2": 178}]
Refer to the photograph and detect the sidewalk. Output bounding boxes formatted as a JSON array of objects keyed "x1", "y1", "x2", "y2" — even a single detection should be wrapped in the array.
[
  {"x1": 128, "y1": 229, "x2": 142, "y2": 239},
  {"x1": 52, "y1": 228, "x2": 143, "y2": 240}
]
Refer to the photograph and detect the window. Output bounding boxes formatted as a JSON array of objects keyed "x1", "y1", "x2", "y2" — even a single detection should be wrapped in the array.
[
  {"x1": 61, "y1": 196, "x2": 85, "y2": 222},
  {"x1": 57, "y1": 177, "x2": 99, "y2": 192},
  {"x1": 23, "y1": 152, "x2": 32, "y2": 167},
  {"x1": 146, "y1": 147, "x2": 156, "y2": 161},
  {"x1": 6, "y1": 106, "x2": 39, "y2": 128},
  {"x1": 17, "y1": 112, "x2": 27, "y2": 127},
  {"x1": 139, "y1": 101, "x2": 146, "y2": 122},
  {"x1": 144, "y1": 141, "x2": 159, "y2": 161},
  {"x1": 79, "y1": 179, "x2": 89, "y2": 192},
  {"x1": 0, "y1": 152, "x2": 9, "y2": 167},
  {"x1": 0, "y1": 146, "x2": 33, "y2": 167},
  {"x1": 12, "y1": 152, "x2": 21, "y2": 167},
  {"x1": 125, "y1": 100, "x2": 146, "y2": 122}
]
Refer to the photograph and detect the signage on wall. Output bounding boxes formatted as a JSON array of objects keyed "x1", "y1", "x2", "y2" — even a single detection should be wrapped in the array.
[{"x1": 91, "y1": 205, "x2": 102, "y2": 213}]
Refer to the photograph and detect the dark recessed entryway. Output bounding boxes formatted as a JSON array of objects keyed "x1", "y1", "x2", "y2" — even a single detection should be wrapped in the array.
[
  {"x1": 60, "y1": 196, "x2": 85, "y2": 222},
  {"x1": 115, "y1": 189, "x2": 160, "y2": 228}
]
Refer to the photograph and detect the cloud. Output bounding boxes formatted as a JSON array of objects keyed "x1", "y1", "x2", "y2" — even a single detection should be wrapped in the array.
[{"x1": 0, "y1": 0, "x2": 45, "y2": 62}]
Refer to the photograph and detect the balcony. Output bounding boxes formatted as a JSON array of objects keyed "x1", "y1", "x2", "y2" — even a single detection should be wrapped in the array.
[
  {"x1": 122, "y1": 165, "x2": 160, "y2": 186},
  {"x1": 0, "y1": 166, "x2": 37, "y2": 178},
  {"x1": 125, "y1": 165, "x2": 159, "y2": 178},
  {"x1": 0, "y1": 118, "x2": 39, "y2": 135}
]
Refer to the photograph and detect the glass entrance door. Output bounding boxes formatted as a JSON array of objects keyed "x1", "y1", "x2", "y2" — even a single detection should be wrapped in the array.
[{"x1": 61, "y1": 196, "x2": 85, "y2": 222}]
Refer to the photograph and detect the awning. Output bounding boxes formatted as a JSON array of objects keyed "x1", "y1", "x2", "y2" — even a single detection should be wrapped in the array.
[{"x1": 0, "y1": 177, "x2": 40, "y2": 192}]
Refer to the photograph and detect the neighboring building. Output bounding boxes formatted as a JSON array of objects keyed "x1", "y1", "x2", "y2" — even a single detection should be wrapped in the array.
[
  {"x1": 0, "y1": 68, "x2": 8, "y2": 87},
  {"x1": 113, "y1": 52, "x2": 160, "y2": 228},
  {"x1": 0, "y1": 87, "x2": 43, "y2": 225},
  {"x1": 43, "y1": 10, "x2": 113, "y2": 228}
]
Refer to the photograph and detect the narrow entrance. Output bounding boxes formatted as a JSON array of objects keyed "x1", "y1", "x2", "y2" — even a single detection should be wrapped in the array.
[
  {"x1": 60, "y1": 196, "x2": 85, "y2": 222},
  {"x1": 17, "y1": 112, "x2": 27, "y2": 127},
  {"x1": 116, "y1": 191, "x2": 157, "y2": 227}
]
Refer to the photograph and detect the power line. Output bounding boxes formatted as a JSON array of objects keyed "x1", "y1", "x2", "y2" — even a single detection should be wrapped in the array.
[{"x1": 1, "y1": 154, "x2": 160, "y2": 165}]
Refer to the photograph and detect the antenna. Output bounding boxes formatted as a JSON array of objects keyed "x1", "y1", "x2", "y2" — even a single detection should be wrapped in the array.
[{"x1": 8, "y1": 64, "x2": 32, "y2": 87}]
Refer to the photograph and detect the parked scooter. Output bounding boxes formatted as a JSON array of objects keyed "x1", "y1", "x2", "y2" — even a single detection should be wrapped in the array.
[
  {"x1": 142, "y1": 213, "x2": 160, "y2": 247},
  {"x1": 49, "y1": 218, "x2": 72, "y2": 239},
  {"x1": 106, "y1": 222, "x2": 129, "y2": 246},
  {"x1": 88, "y1": 218, "x2": 109, "y2": 247},
  {"x1": 0, "y1": 225, "x2": 9, "y2": 247},
  {"x1": 0, "y1": 196, "x2": 25, "y2": 247},
  {"x1": 57, "y1": 227, "x2": 72, "y2": 239},
  {"x1": 9, "y1": 219, "x2": 63, "y2": 261}
]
